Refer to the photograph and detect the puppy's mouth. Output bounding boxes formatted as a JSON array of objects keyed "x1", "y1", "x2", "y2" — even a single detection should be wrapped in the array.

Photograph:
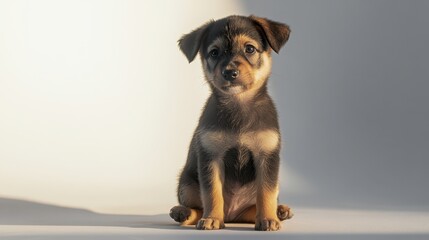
[
  {"x1": 221, "y1": 84, "x2": 245, "y2": 94},
  {"x1": 222, "y1": 85, "x2": 244, "y2": 94}
]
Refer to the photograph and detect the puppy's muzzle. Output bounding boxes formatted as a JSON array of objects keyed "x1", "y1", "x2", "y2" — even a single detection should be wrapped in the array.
[{"x1": 222, "y1": 69, "x2": 240, "y2": 82}]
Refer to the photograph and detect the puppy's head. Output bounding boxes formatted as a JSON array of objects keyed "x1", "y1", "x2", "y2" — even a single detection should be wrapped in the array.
[{"x1": 179, "y1": 15, "x2": 290, "y2": 97}]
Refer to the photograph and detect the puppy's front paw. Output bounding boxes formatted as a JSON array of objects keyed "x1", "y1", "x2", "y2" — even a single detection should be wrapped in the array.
[
  {"x1": 169, "y1": 205, "x2": 191, "y2": 223},
  {"x1": 255, "y1": 218, "x2": 281, "y2": 231},
  {"x1": 196, "y1": 217, "x2": 225, "y2": 230}
]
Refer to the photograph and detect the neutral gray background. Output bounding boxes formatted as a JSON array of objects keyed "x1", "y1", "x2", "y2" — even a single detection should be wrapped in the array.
[{"x1": 240, "y1": 0, "x2": 429, "y2": 210}]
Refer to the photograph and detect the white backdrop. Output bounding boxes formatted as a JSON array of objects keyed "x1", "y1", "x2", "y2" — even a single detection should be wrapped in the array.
[{"x1": 0, "y1": 0, "x2": 246, "y2": 214}]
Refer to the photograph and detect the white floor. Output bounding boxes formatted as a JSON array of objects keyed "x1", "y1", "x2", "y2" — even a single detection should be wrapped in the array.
[{"x1": 1, "y1": 198, "x2": 428, "y2": 240}]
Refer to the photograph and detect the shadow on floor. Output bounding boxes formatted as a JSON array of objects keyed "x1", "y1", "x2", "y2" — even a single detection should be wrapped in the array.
[{"x1": 0, "y1": 197, "x2": 196, "y2": 230}]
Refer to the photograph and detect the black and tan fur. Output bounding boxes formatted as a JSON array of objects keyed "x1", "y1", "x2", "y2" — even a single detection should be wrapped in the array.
[{"x1": 170, "y1": 15, "x2": 293, "y2": 231}]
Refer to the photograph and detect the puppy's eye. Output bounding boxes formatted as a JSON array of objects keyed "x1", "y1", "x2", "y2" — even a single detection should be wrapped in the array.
[
  {"x1": 209, "y1": 49, "x2": 219, "y2": 58},
  {"x1": 245, "y1": 44, "x2": 256, "y2": 54}
]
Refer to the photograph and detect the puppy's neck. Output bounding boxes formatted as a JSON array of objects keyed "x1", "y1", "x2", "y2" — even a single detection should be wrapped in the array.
[
  {"x1": 201, "y1": 82, "x2": 277, "y2": 131},
  {"x1": 213, "y1": 83, "x2": 269, "y2": 110}
]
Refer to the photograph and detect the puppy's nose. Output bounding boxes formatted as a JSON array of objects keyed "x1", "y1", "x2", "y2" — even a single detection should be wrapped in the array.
[{"x1": 222, "y1": 69, "x2": 240, "y2": 81}]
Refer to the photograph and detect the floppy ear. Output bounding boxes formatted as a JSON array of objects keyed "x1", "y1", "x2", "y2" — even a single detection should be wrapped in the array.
[
  {"x1": 178, "y1": 21, "x2": 213, "y2": 63},
  {"x1": 249, "y1": 16, "x2": 291, "y2": 53}
]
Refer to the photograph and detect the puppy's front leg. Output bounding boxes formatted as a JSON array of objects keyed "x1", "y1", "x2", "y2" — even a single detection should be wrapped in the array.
[
  {"x1": 255, "y1": 151, "x2": 281, "y2": 231},
  {"x1": 196, "y1": 151, "x2": 225, "y2": 230}
]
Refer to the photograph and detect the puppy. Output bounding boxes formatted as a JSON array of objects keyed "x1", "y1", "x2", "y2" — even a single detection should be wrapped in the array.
[{"x1": 169, "y1": 15, "x2": 292, "y2": 231}]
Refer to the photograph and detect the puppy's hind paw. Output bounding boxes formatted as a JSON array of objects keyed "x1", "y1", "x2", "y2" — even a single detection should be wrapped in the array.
[
  {"x1": 277, "y1": 204, "x2": 294, "y2": 221},
  {"x1": 169, "y1": 205, "x2": 191, "y2": 223}
]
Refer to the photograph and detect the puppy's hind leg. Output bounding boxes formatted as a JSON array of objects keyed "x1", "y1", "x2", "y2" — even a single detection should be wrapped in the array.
[
  {"x1": 170, "y1": 206, "x2": 202, "y2": 225},
  {"x1": 170, "y1": 176, "x2": 203, "y2": 225},
  {"x1": 233, "y1": 205, "x2": 257, "y2": 223},
  {"x1": 232, "y1": 204, "x2": 293, "y2": 223}
]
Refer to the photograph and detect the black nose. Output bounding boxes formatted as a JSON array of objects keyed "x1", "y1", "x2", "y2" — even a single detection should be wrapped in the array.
[{"x1": 222, "y1": 69, "x2": 240, "y2": 81}]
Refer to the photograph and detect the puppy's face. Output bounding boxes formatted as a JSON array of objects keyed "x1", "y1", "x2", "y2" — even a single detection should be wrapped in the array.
[
  {"x1": 179, "y1": 16, "x2": 290, "y2": 97},
  {"x1": 201, "y1": 20, "x2": 271, "y2": 95}
]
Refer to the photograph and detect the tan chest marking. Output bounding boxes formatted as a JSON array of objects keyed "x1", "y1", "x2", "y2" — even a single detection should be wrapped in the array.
[
  {"x1": 199, "y1": 129, "x2": 280, "y2": 157},
  {"x1": 199, "y1": 130, "x2": 236, "y2": 157},
  {"x1": 240, "y1": 130, "x2": 280, "y2": 156}
]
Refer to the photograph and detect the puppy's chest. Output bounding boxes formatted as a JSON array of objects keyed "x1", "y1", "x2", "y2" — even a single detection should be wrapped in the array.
[{"x1": 199, "y1": 129, "x2": 279, "y2": 158}]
